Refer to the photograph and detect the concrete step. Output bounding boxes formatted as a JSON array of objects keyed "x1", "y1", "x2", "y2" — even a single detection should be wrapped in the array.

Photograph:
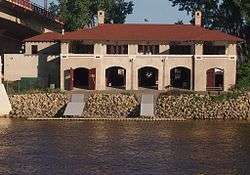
[
  {"x1": 63, "y1": 94, "x2": 85, "y2": 117},
  {"x1": 140, "y1": 94, "x2": 154, "y2": 117}
]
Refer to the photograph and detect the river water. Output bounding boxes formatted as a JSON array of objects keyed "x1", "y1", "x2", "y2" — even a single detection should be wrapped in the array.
[{"x1": 0, "y1": 119, "x2": 249, "y2": 175}]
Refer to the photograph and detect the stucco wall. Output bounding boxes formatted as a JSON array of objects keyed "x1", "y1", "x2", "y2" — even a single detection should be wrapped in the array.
[
  {"x1": 4, "y1": 54, "x2": 60, "y2": 87},
  {"x1": 60, "y1": 54, "x2": 236, "y2": 91},
  {"x1": 4, "y1": 41, "x2": 238, "y2": 92},
  {"x1": 25, "y1": 42, "x2": 60, "y2": 55},
  {"x1": 194, "y1": 56, "x2": 236, "y2": 91},
  {"x1": 4, "y1": 54, "x2": 39, "y2": 81}
]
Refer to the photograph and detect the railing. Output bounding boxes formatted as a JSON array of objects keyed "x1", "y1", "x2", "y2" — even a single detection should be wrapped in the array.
[
  {"x1": 197, "y1": 55, "x2": 233, "y2": 60},
  {"x1": 61, "y1": 54, "x2": 95, "y2": 59},
  {"x1": 104, "y1": 54, "x2": 129, "y2": 58},
  {"x1": 5, "y1": 0, "x2": 62, "y2": 22},
  {"x1": 206, "y1": 87, "x2": 224, "y2": 91}
]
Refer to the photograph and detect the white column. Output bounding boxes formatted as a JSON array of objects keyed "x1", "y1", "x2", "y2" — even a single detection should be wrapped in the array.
[
  {"x1": 129, "y1": 44, "x2": 138, "y2": 55},
  {"x1": 60, "y1": 56, "x2": 65, "y2": 91},
  {"x1": 60, "y1": 42, "x2": 69, "y2": 55},
  {"x1": 0, "y1": 56, "x2": 2, "y2": 84},
  {"x1": 158, "y1": 61, "x2": 164, "y2": 90},
  {"x1": 226, "y1": 43, "x2": 237, "y2": 56},
  {"x1": 0, "y1": 56, "x2": 12, "y2": 116},
  {"x1": 194, "y1": 42, "x2": 205, "y2": 91},
  {"x1": 132, "y1": 58, "x2": 138, "y2": 90}
]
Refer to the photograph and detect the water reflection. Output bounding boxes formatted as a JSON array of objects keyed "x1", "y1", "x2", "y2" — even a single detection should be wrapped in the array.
[{"x1": 0, "y1": 119, "x2": 249, "y2": 175}]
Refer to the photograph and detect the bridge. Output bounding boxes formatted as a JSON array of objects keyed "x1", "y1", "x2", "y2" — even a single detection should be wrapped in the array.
[{"x1": 0, "y1": 0, "x2": 63, "y2": 55}]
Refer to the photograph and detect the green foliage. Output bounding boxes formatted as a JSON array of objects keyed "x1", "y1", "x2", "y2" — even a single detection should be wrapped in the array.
[
  {"x1": 212, "y1": 0, "x2": 244, "y2": 36},
  {"x1": 49, "y1": 0, "x2": 134, "y2": 31},
  {"x1": 236, "y1": 59, "x2": 250, "y2": 90},
  {"x1": 169, "y1": 0, "x2": 250, "y2": 65},
  {"x1": 209, "y1": 90, "x2": 244, "y2": 102},
  {"x1": 168, "y1": 0, "x2": 219, "y2": 27},
  {"x1": 234, "y1": 0, "x2": 250, "y2": 25}
]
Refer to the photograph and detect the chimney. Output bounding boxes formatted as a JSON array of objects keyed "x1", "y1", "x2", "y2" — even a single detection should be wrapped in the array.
[
  {"x1": 98, "y1": 10, "x2": 105, "y2": 25},
  {"x1": 195, "y1": 11, "x2": 202, "y2": 26}
]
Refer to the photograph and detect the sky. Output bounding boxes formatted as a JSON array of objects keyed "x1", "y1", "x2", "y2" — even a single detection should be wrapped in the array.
[
  {"x1": 126, "y1": 0, "x2": 191, "y2": 24},
  {"x1": 33, "y1": 0, "x2": 191, "y2": 24}
]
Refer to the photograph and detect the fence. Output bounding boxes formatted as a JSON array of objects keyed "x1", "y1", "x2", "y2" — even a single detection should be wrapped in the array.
[
  {"x1": 3, "y1": 77, "x2": 49, "y2": 94},
  {"x1": 5, "y1": 0, "x2": 61, "y2": 21}
]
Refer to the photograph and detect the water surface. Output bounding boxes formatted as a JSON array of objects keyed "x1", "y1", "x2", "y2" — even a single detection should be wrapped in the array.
[{"x1": 0, "y1": 119, "x2": 249, "y2": 175}]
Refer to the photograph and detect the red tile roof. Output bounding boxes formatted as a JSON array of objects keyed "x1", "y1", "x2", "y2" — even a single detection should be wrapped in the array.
[
  {"x1": 24, "y1": 24, "x2": 243, "y2": 42},
  {"x1": 24, "y1": 32, "x2": 62, "y2": 42}
]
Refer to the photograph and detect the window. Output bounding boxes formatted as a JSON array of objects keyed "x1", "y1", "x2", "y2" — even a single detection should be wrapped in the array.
[
  {"x1": 138, "y1": 45, "x2": 159, "y2": 55},
  {"x1": 169, "y1": 45, "x2": 192, "y2": 55},
  {"x1": 204, "y1": 42, "x2": 226, "y2": 55},
  {"x1": 106, "y1": 45, "x2": 128, "y2": 54},
  {"x1": 69, "y1": 42, "x2": 94, "y2": 54},
  {"x1": 31, "y1": 45, "x2": 38, "y2": 54}
]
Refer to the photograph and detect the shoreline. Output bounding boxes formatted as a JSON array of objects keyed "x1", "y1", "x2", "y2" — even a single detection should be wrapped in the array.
[
  {"x1": 5, "y1": 90, "x2": 250, "y2": 120},
  {"x1": 1, "y1": 117, "x2": 248, "y2": 122},
  {"x1": 26, "y1": 117, "x2": 186, "y2": 121}
]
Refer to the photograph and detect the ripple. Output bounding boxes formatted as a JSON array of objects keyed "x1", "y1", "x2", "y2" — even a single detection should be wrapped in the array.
[{"x1": 0, "y1": 119, "x2": 249, "y2": 175}]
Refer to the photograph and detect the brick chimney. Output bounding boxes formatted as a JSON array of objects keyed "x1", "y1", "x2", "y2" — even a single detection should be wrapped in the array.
[
  {"x1": 195, "y1": 11, "x2": 202, "y2": 26},
  {"x1": 98, "y1": 10, "x2": 105, "y2": 25}
]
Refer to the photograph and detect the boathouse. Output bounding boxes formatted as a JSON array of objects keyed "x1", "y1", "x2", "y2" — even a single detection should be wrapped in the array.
[{"x1": 3, "y1": 11, "x2": 243, "y2": 91}]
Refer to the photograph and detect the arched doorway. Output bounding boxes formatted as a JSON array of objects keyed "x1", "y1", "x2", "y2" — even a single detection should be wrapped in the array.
[
  {"x1": 106, "y1": 66, "x2": 126, "y2": 89},
  {"x1": 206, "y1": 68, "x2": 224, "y2": 91},
  {"x1": 73, "y1": 68, "x2": 89, "y2": 89},
  {"x1": 138, "y1": 67, "x2": 159, "y2": 89},
  {"x1": 170, "y1": 67, "x2": 191, "y2": 90}
]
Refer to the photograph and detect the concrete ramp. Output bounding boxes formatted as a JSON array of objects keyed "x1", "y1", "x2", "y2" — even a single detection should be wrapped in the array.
[
  {"x1": 140, "y1": 94, "x2": 154, "y2": 117},
  {"x1": 0, "y1": 84, "x2": 12, "y2": 116},
  {"x1": 63, "y1": 94, "x2": 85, "y2": 117}
]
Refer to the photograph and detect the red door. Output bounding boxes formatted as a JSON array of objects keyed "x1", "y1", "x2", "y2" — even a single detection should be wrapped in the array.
[
  {"x1": 69, "y1": 68, "x2": 74, "y2": 90},
  {"x1": 88, "y1": 68, "x2": 96, "y2": 90},
  {"x1": 207, "y1": 69, "x2": 215, "y2": 88}
]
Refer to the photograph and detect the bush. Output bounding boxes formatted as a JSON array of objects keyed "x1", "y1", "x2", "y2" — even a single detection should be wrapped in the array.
[{"x1": 236, "y1": 58, "x2": 250, "y2": 90}]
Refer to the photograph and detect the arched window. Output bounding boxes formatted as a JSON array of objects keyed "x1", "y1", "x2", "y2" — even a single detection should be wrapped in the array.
[
  {"x1": 170, "y1": 67, "x2": 191, "y2": 90},
  {"x1": 138, "y1": 67, "x2": 159, "y2": 89},
  {"x1": 206, "y1": 68, "x2": 224, "y2": 91},
  {"x1": 106, "y1": 66, "x2": 126, "y2": 89}
]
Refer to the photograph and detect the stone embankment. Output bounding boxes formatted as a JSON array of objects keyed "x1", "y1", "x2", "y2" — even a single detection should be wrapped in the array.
[
  {"x1": 156, "y1": 93, "x2": 250, "y2": 120},
  {"x1": 4, "y1": 91, "x2": 250, "y2": 120},
  {"x1": 9, "y1": 93, "x2": 70, "y2": 118},
  {"x1": 83, "y1": 93, "x2": 139, "y2": 118}
]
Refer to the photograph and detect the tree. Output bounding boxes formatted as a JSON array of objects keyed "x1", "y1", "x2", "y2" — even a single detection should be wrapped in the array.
[
  {"x1": 49, "y1": 0, "x2": 134, "y2": 31},
  {"x1": 212, "y1": 0, "x2": 244, "y2": 36},
  {"x1": 168, "y1": 0, "x2": 247, "y2": 36},
  {"x1": 234, "y1": 0, "x2": 250, "y2": 25},
  {"x1": 169, "y1": 0, "x2": 219, "y2": 27},
  {"x1": 169, "y1": 0, "x2": 249, "y2": 59}
]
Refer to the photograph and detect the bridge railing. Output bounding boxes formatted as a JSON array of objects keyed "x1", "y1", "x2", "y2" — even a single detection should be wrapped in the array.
[{"x1": 5, "y1": 0, "x2": 62, "y2": 22}]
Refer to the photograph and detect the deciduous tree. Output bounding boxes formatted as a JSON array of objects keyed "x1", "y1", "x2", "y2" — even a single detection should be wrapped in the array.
[{"x1": 49, "y1": 0, "x2": 134, "y2": 31}]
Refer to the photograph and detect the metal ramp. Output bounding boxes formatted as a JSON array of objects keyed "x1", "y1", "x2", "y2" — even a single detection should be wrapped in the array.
[
  {"x1": 63, "y1": 94, "x2": 85, "y2": 117},
  {"x1": 140, "y1": 94, "x2": 155, "y2": 117}
]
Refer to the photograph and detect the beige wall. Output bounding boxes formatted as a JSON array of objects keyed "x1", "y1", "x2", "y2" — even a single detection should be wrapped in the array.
[
  {"x1": 4, "y1": 54, "x2": 39, "y2": 81},
  {"x1": 195, "y1": 42, "x2": 204, "y2": 55},
  {"x1": 4, "y1": 40, "x2": 238, "y2": 92},
  {"x1": 25, "y1": 42, "x2": 60, "y2": 55},
  {"x1": 4, "y1": 54, "x2": 60, "y2": 87},
  {"x1": 194, "y1": 56, "x2": 236, "y2": 91},
  {"x1": 227, "y1": 43, "x2": 237, "y2": 55}
]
